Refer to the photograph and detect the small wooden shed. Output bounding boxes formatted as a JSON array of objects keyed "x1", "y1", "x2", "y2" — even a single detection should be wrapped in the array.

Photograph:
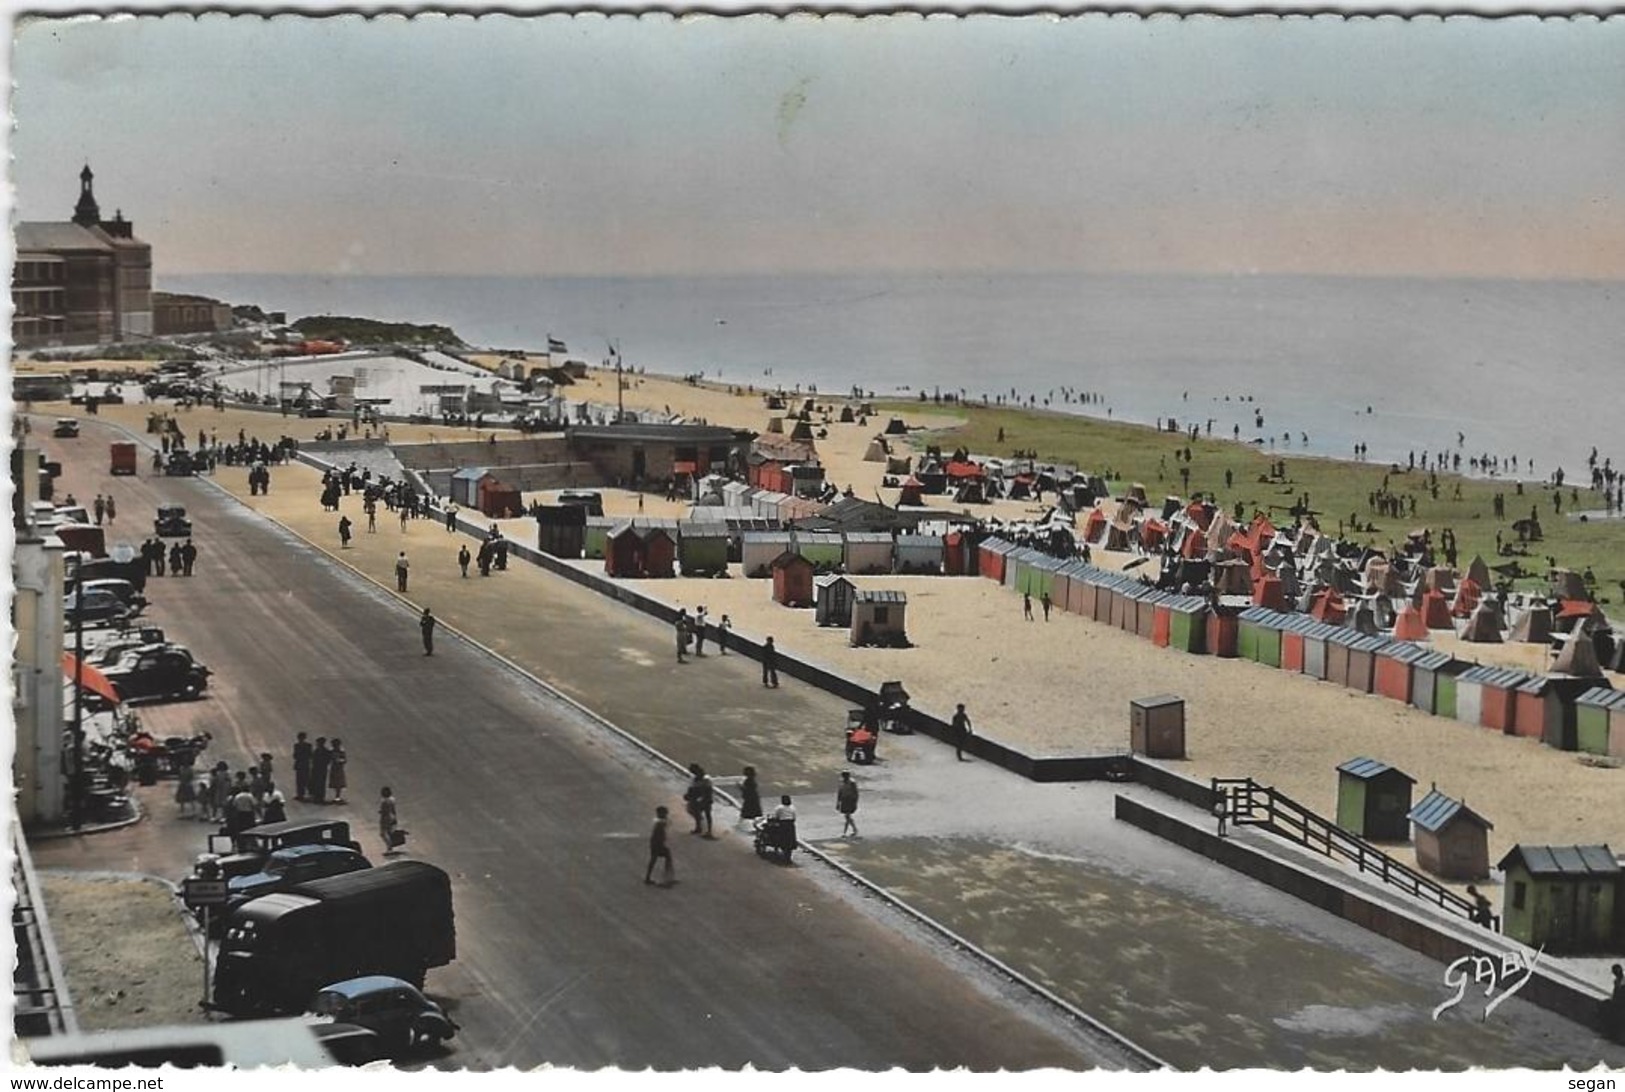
[
  {"x1": 1497, "y1": 844, "x2": 1621, "y2": 954},
  {"x1": 606, "y1": 523, "x2": 676, "y2": 579},
  {"x1": 742, "y1": 531, "x2": 793, "y2": 577},
  {"x1": 1324, "y1": 628, "x2": 1359, "y2": 688},
  {"x1": 1136, "y1": 589, "x2": 1167, "y2": 641},
  {"x1": 1344, "y1": 635, "x2": 1389, "y2": 694},
  {"x1": 1129, "y1": 694, "x2": 1186, "y2": 759},
  {"x1": 798, "y1": 532, "x2": 845, "y2": 573},
  {"x1": 535, "y1": 503, "x2": 586, "y2": 559},
  {"x1": 771, "y1": 551, "x2": 816, "y2": 607},
  {"x1": 1238, "y1": 607, "x2": 1286, "y2": 667},
  {"x1": 677, "y1": 524, "x2": 730, "y2": 577},
  {"x1": 894, "y1": 534, "x2": 945, "y2": 575},
  {"x1": 1409, "y1": 788, "x2": 1493, "y2": 882},
  {"x1": 1480, "y1": 667, "x2": 1533, "y2": 734},
  {"x1": 477, "y1": 477, "x2": 524, "y2": 518},
  {"x1": 1206, "y1": 605, "x2": 1242, "y2": 659},
  {"x1": 943, "y1": 530, "x2": 975, "y2": 576},
  {"x1": 1278, "y1": 614, "x2": 1315, "y2": 673},
  {"x1": 450, "y1": 467, "x2": 495, "y2": 508},
  {"x1": 1516, "y1": 675, "x2": 1601, "y2": 751},
  {"x1": 851, "y1": 589, "x2": 908, "y2": 647},
  {"x1": 582, "y1": 516, "x2": 615, "y2": 560},
  {"x1": 978, "y1": 539, "x2": 1014, "y2": 584},
  {"x1": 1300, "y1": 621, "x2": 1342, "y2": 680},
  {"x1": 1411, "y1": 651, "x2": 1468, "y2": 717},
  {"x1": 1453, "y1": 664, "x2": 1496, "y2": 728},
  {"x1": 1374, "y1": 641, "x2": 1427, "y2": 705},
  {"x1": 1576, "y1": 687, "x2": 1625, "y2": 757},
  {"x1": 815, "y1": 573, "x2": 859, "y2": 627},
  {"x1": 1335, "y1": 757, "x2": 1416, "y2": 842},
  {"x1": 1164, "y1": 595, "x2": 1208, "y2": 654},
  {"x1": 843, "y1": 532, "x2": 895, "y2": 576}
]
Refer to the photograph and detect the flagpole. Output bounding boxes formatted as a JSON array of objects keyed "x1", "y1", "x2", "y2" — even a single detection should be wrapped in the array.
[{"x1": 616, "y1": 342, "x2": 625, "y2": 424}]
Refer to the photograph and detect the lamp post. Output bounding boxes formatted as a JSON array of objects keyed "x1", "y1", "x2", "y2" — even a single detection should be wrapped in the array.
[{"x1": 68, "y1": 570, "x2": 84, "y2": 831}]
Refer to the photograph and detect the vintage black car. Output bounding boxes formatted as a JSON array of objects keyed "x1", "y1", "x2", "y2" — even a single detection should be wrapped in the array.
[
  {"x1": 52, "y1": 418, "x2": 80, "y2": 439},
  {"x1": 163, "y1": 451, "x2": 201, "y2": 477},
  {"x1": 308, "y1": 977, "x2": 457, "y2": 1055},
  {"x1": 70, "y1": 578, "x2": 147, "y2": 617},
  {"x1": 101, "y1": 645, "x2": 210, "y2": 703},
  {"x1": 63, "y1": 588, "x2": 131, "y2": 628},
  {"x1": 202, "y1": 820, "x2": 364, "y2": 880},
  {"x1": 155, "y1": 504, "x2": 193, "y2": 537},
  {"x1": 201, "y1": 845, "x2": 373, "y2": 930}
]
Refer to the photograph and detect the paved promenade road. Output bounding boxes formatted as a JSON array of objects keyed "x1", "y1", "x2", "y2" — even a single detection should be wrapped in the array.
[{"x1": 27, "y1": 416, "x2": 1128, "y2": 1071}]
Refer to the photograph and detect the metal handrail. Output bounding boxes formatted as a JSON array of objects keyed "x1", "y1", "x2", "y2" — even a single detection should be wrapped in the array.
[{"x1": 1211, "y1": 777, "x2": 1493, "y2": 929}]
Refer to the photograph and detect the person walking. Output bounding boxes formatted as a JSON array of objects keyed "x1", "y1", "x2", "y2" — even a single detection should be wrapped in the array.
[
  {"x1": 1023, "y1": 592, "x2": 1034, "y2": 621},
  {"x1": 328, "y1": 739, "x2": 349, "y2": 804},
  {"x1": 457, "y1": 544, "x2": 471, "y2": 577},
  {"x1": 379, "y1": 786, "x2": 402, "y2": 856},
  {"x1": 421, "y1": 608, "x2": 437, "y2": 655},
  {"x1": 446, "y1": 502, "x2": 458, "y2": 532},
  {"x1": 309, "y1": 737, "x2": 332, "y2": 805},
  {"x1": 693, "y1": 606, "x2": 708, "y2": 656},
  {"x1": 395, "y1": 551, "x2": 410, "y2": 593},
  {"x1": 105, "y1": 496, "x2": 116, "y2": 524},
  {"x1": 684, "y1": 763, "x2": 714, "y2": 837},
  {"x1": 292, "y1": 732, "x2": 313, "y2": 801},
  {"x1": 1214, "y1": 790, "x2": 1229, "y2": 837},
  {"x1": 169, "y1": 541, "x2": 184, "y2": 577},
  {"x1": 261, "y1": 782, "x2": 288, "y2": 824},
  {"x1": 338, "y1": 515, "x2": 353, "y2": 549},
  {"x1": 1041, "y1": 591, "x2": 1052, "y2": 621},
  {"x1": 181, "y1": 539, "x2": 197, "y2": 576},
  {"x1": 227, "y1": 779, "x2": 258, "y2": 836},
  {"x1": 762, "y1": 636, "x2": 780, "y2": 688},
  {"x1": 675, "y1": 609, "x2": 691, "y2": 663},
  {"x1": 836, "y1": 771, "x2": 860, "y2": 838},
  {"x1": 93, "y1": 494, "x2": 105, "y2": 526},
  {"x1": 366, "y1": 501, "x2": 378, "y2": 534},
  {"x1": 950, "y1": 703, "x2": 973, "y2": 761},
  {"x1": 718, "y1": 614, "x2": 732, "y2": 655},
  {"x1": 645, "y1": 805, "x2": 675, "y2": 886},
  {"x1": 174, "y1": 764, "x2": 197, "y2": 819},
  {"x1": 738, "y1": 765, "x2": 762, "y2": 826},
  {"x1": 208, "y1": 761, "x2": 231, "y2": 824}
]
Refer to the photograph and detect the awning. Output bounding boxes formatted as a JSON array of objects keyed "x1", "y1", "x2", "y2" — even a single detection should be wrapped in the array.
[
  {"x1": 672, "y1": 460, "x2": 698, "y2": 475},
  {"x1": 62, "y1": 652, "x2": 121, "y2": 705},
  {"x1": 1558, "y1": 600, "x2": 1602, "y2": 619}
]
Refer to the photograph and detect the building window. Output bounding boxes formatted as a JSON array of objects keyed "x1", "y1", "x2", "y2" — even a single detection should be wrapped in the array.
[{"x1": 1512, "y1": 881, "x2": 1527, "y2": 910}]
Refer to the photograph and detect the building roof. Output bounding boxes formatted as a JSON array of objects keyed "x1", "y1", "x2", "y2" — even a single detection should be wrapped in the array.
[
  {"x1": 771, "y1": 550, "x2": 812, "y2": 570},
  {"x1": 451, "y1": 467, "x2": 493, "y2": 481},
  {"x1": 1337, "y1": 757, "x2": 1415, "y2": 783},
  {"x1": 857, "y1": 590, "x2": 908, "y2": 604},
  {"x1": 16, "y1": 221, "x2": 113, "y2": 252},
  {"x1": 1497, "y1": 844, "x2": 1619, "y2": 877},
  {"x1": 1408, "y1": 788, "x2": 1493, "y2": 834},
  {"x1": 570, "y1": 423, "x2": 748, "y2": 445}
]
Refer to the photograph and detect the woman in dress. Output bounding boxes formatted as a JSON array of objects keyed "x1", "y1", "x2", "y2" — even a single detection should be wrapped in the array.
[
  {"x1": 174, "y1": 764, "x2": 196, "y2": 819},
  {"x1": 379, "y1": 786, "x2": 400, "y2": 856},
  {"x1": 327, "y1": 739, "x2": 348, "y2": 804}
]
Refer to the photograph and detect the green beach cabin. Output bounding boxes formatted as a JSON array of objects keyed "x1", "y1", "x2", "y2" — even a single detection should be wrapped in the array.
[
  {"x1": 1497, "y1": 844, "x2": 1622, "y2": 955},
  {"x1": 1335, "y1": 757, "x2": 1416, "y2": 842}
]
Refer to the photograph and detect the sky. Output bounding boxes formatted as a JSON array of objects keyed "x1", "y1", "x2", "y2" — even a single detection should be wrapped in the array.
[{"x1": 10, "y1": 12, "x2": 1625, "y2": 280}]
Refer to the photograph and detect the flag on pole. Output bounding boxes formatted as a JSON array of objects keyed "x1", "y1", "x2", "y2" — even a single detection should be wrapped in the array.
[{"x1": 547, "y1": 337, "x2": 568, "y2": 354}]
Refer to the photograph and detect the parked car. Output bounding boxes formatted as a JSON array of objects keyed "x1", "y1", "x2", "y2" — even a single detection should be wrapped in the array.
[
  {"x1": 222, "y1": 845, "x2": 373, "y2": 917},
  {"x1": 63, "y1": 588, "x2": 131, "y2": 628},
  {"x1": 100, "y1": 645, "x2": 210, "y2": 703},
  {"x1": 163, "y1": 452, "x2": 201, "y2": 477},
  {"x1": 70, "y1": 578, "x2": 147, "y2": 616},
  {"x1": 155, "y1": 504, "x2": 192, "y2": 537},
  {"x1": 202, "y1": 820, "x2": 364, "y2": 880},
  {"x1": 307, "y1": 977, "x2": 457, "y2": 1055},
  {"x1": 54, "y1": 505, "x2": 90, "y2": 525},
  {"x1": 306, "y1": 1021, "x2": 385, "y2": 1066},
  {"x1": 52, "y1": 418, "x2": 80, "y2": 438}
]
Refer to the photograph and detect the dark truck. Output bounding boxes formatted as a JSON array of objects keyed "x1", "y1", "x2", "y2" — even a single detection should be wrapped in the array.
[{"x1": 212, "y1": 861, "x2": 456, "y2": 1017}]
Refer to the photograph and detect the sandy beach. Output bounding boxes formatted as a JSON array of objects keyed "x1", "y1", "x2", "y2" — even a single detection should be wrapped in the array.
[{"x1": 491, "y1": 365, "x2": 1625, "y2": 887}]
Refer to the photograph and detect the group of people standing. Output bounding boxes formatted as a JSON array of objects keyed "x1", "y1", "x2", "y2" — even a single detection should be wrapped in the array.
[
  {"x1": 140, "y1": 537, "x2": 198, "y2": 577},
  {"x1": 289, "y1": 732, "x2": 351, "y2": 805},
  {"x1": 175, "y1": 752, "x2": 287, "y2": 832}
]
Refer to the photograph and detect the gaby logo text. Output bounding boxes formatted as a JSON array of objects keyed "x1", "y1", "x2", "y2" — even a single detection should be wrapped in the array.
[{"x1": 1432, "y1": 947, "x2": 1543, "y2": 1021}]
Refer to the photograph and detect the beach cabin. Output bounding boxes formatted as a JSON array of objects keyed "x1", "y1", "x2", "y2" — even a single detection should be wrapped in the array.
[
  {"x1": 1480, "y1": 667, "x2": 1533, "y2": 734},
  {"x1": 1148, "y1": 589, "x2": 1176, "y2": 648},
  {"x1": 1411, "y1": 652, "x2": 1468, "y2": 717},
  {"x1": 721, "y1": 480, "x2": 755, "y2": 509},
  {"x1": 1453, "y1": 665, "x2": 1496, "y2": 729},
  {"x1": 1279, "y1": 614, "x2": 1318, "y2": 673},
  {"x1": 677, "y1": 524, "x2": 730, "y2": 577},
  {"x1": 1237, "y1": 607, "x2": 1286, "y2": 667},
  {"x1": 851, "y1": 590, "x2": 908, "y2": 647},
  {"x1": 1575, "y1": 687, "x2": 1625, "y2": 757},
  {"x1": 798, "y1": 532, "x2": 845, "y2": 573},
  {"x1": 1068, "y1": 564, "x2": 1102, "y2": 618},
  {"x1": 606, "y1": 524, "x2": 676, "y2": 579},
  {"x1": 1136, "y1": 589, "x2": 1166, "y2": 641},
  {"x1": 1324, "y1": 629, "x2": 1359, "y2": 689},
  {"x1": 1517, "y1": 675, "x2": 1603, "y2": 751},
  {"x1": 894, "y1": 533, "x2": 945, "y2": 575},
  {"x1": 1129, "y1": 694, "x2": 1186, "y2": 759},
  {"x1": 1300, "y1": 621, "x2": 1341, "y2": 681},
  {"x1": 1027, "y1": 555, "x2": 1066, "y2": 604},
  {"x1": 1345, "y1": 635, "x2": 1388, "y2": 694},
  {"x1": 978, "y1": 539, "x2": 1014, "y2": 585},
  {"x1": 843, "y1": 532, "x2": 894, "y2": 576},
  {"x1": 582, "y1": 516, "x2": 615, "y2": 560},
  {"x1": 1206, "y1": 605, "x2": 1242, "y2": 659},
  {"x1": 943, "y1": 530, "x2": 976, "y2": 576},
  {"x1": 752, "y1": 490, "x2": 791, "y2": 521},
  {"x1": 814, "y1": 574, "x2": 859, "y2": 628},
  {"x1": 1091, "y1": 572, "x2": 1119, "y2": 624},
  {"x1": 1111, "y1": 580, "x2": 1139, "y2": 633},
  {"x1": 1409, "y1": 789, "x2": 1493, "y2": 882},
  {"x1": 477, "y1": 478, "x2": 524, "y2": 519},
  {"x1": 771, "y1": 551, "x2": 816, "y2": 607},
  {"x1": 742, "y1": 531, "x2": 793, "y2": 578},
  {"x1": 450, "y1": 467, "x2": 495, "y2": 508},
  {"x1": 1497, "y1": 845, "x2": 1622, "y2": 954},
  {"x1": 1165, "y1": 595, "x2": 1208, "y2": 654},
  {"x1": 535, "y1": 504, "x2": 586, "y2": 559},
  {"x1": 1335, "y1": 758, "x2": 1416, "y2": 842},
  {"x1": 1374, "y1": 641, "x2": 1428, "y2": 705},
  {"x1": 1051, "y1": 560, "x2": 1084, "y2": 616},
  {"x1": 1002, "y1": 546, "x2": 1033, "y2": 591}
]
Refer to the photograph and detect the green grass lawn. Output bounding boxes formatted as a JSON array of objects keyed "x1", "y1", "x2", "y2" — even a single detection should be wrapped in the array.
[{"x1": 886, "y1": 399, "x2": 1625, "y2": 609}]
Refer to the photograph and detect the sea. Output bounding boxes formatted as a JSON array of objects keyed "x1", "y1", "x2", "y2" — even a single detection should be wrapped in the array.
[{"x1": 166, "y1": 271, "x2": 1625, "y2": 481}]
